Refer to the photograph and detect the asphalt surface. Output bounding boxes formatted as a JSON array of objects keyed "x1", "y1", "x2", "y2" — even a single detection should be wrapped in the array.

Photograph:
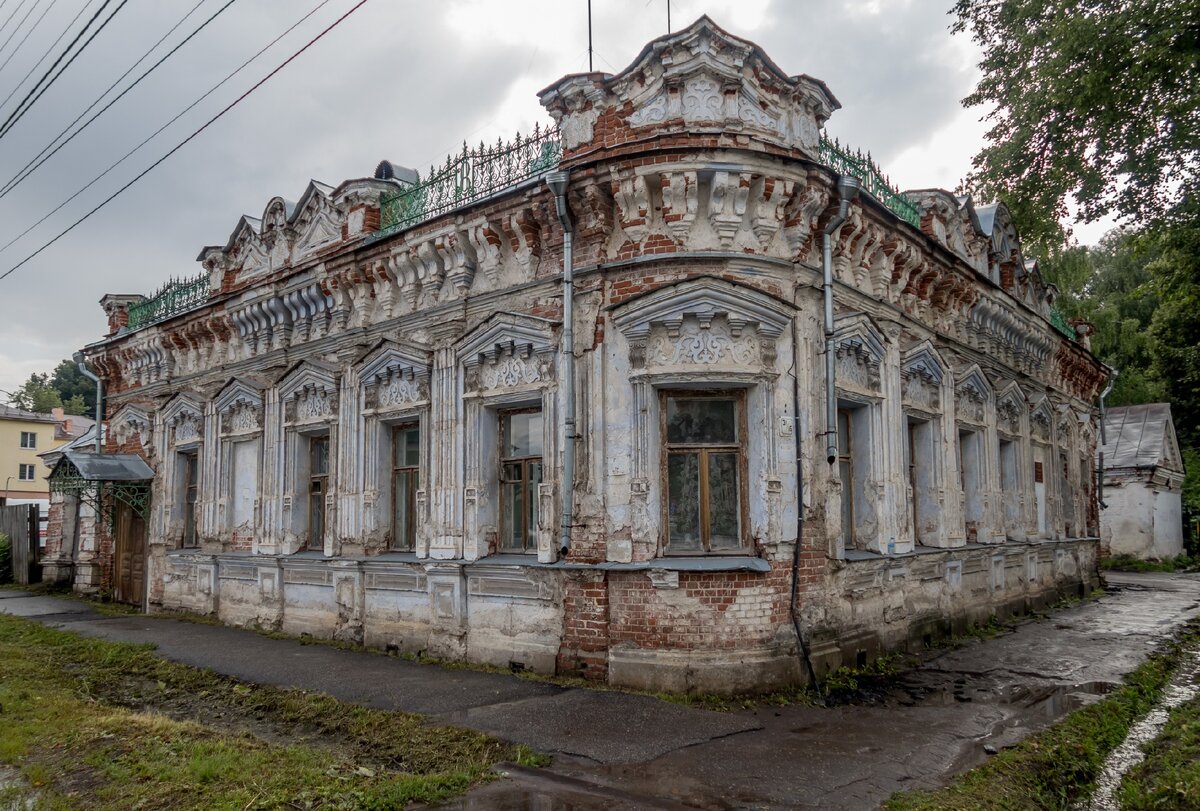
[{"x1": 3, "y1": 570, "x2": 1198, "y2": 809}]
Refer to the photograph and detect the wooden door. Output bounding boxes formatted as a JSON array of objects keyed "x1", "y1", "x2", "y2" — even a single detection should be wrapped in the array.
[{"x1": 114, "y1": 502, "x2": 146, "y2": 606}]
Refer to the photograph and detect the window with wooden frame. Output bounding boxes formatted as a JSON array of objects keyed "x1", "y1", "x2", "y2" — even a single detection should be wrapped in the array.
[
  {"x1": 308, "y1": 435, "x2": 329, "y2": 549},
  {"x1": 499, "y1": 409, "x2": 543, "y2": 553},
  {"x1": 837, "y1": 408, "x2": 856, "y2": 547},
  {"x1": 391, "y1": 423, "x2": 419, "y2": 551},
  {"x1": 180, "y1": 451, "x2": 199, "y2": 548},
  {"x1": 662, "y1": 392, "x2": 747, "y2": 553}
]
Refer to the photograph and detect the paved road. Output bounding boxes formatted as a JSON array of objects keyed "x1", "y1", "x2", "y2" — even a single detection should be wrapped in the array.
[{"x1": 3, "y1": 571, "x2": 1198, "y2": 809}]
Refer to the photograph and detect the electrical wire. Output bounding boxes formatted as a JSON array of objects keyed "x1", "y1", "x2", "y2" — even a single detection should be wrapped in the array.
[
  {"x1": 0, "y1": 0, "x2": 371, "y2": 283},
  {"x1": 0, "y1": 0, "x2": 96, "y2": 118},
  {"x1": 0, "y1": 0, "x2": 336, "y2": 256},
  {"x1": 0, "y1": 0, "x2": 55, "y2": 78},
  {"x1": 0, "y1": 0, "x2": 125, "y2": 140},
  {"x1": 0, "y1": 0, "x2": 45, "y2": 69},
  {"x1": 0, "y1": 0, "x2": 32, "y2": 44},
  {"x1": 0, "y1": 0, "x2": 228, "y2": 199}
]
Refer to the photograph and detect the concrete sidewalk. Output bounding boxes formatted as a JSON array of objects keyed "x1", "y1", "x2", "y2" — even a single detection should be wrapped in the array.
[{"x1": 3, "y1": 571, "x2": 1199, "y2": 809}]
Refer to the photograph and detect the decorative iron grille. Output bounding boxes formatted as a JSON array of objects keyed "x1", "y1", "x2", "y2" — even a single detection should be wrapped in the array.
[
  {"x1": 1049, "y1": 308, "x2": 1078, "y2": 340},
  {"x1": 378, "y1": 124, "x2": 562, "y2": 236},
  {"x1": 818, "y1": 136, "x2": 921, "y2": 229},
  {"x1": 126, "y1": 272, "x2": 209, "y2": 331}
]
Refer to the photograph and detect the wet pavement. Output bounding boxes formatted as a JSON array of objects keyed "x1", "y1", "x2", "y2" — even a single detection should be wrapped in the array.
[{"x1": 3, "y1": 571, "x2": 1199, "y2": 810}]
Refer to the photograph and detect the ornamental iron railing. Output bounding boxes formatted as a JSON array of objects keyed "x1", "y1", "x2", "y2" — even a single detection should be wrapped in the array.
[
  {"x1": 378, "y1": 124, "x2": 562, "y2": 236},
  {"x1": 1049, "y1": 308, "x2": 1078, "y2": 340},
  {"x1": 818, "y1": 136, "x2": 921, "y2": 229},
  {"x1": 126, "y1": 272, "x2": 209, "y2": 331}
]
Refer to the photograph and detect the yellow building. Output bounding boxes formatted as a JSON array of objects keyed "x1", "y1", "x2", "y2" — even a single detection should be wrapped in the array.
[{"x1": 0, "y1": 406, "x2": 93, "y2": 504}]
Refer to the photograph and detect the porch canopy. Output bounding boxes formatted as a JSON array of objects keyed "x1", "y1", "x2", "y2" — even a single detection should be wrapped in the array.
[{"x1": 48, "y1": 451, "x2": 153, "y2": 523}]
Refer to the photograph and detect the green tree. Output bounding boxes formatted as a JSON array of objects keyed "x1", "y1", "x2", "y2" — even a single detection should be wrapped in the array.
[
  {"x1": 7, "y1": 373, "x2": 64, "y2": 413},
  {"x1": 952, "y1": 0, "x2": 1200, "y2": 254},
  {"x1": 50, "y1": 359, "x2": 96, "y2": 418}
]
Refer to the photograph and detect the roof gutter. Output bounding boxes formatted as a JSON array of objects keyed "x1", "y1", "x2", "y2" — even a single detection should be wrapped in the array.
[{"x1": 73, "y1": 351, "x2": 102, "y2": 455}]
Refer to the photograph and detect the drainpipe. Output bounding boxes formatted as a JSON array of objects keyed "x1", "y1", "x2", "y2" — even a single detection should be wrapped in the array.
[
  {"x1": 1097, "y1": 367, "x2": 1117, "y2": 510},
  {"x1": 73, "y1": 351, "x2": 102, "y2": 454},
  {"x1": 823, "y1": 176, "x2": 861, "y2": 464},
  {"x1": 546, "y1": 170, "x2": 575, "y2": 555},
  {"x1": 791, "y1": 360, "x2": 822, "y2": 699}
]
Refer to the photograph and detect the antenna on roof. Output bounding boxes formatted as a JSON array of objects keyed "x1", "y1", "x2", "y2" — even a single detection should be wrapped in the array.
[{"x1": 587, "y1": 0, "x2": 593, "y2": 71}]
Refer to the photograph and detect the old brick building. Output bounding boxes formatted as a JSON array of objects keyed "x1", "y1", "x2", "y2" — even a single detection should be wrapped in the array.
[{"x1": 41, "y1": 18, "x2": 1107, "y2": 692}]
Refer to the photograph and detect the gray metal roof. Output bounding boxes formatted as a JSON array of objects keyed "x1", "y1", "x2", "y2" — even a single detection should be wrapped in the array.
[
  {"x1": 1100, "y1": 403, "x2": 1182, "y2": 472},
  {"x1": 0, "y1": 404, "x2": 58, "y2": 423},
  {"x1": 62, "y1": 450, "x2": 153, "y2": 481}
]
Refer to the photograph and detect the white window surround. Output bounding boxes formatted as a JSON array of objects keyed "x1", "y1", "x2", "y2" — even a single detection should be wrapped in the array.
[
  {"x1": 458, "y1": 313, "x2": 559, "y2": 563},
  {"x1": 154, "y1": 393, "x2": 205, "y2": 549},
  {"x1": 612, "y1": 277, "x2": 792, "y2": 561},
  {"x1": 18, "y1": 463, "x2": 35, "y2": 480},
  {"x1": 19, "y1": 431, "x2": 36, "y2": 449},
  {"x1": 278, "y1": 360, "x2": 340, "y2": 556},
  {"x1": 212, "y1": 378, "x2": 265, "y2": 546}
]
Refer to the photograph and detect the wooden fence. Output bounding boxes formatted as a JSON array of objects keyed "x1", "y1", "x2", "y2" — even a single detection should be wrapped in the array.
[{"x1": 0, "y1": 503, "x2": 40, "y2": 585}]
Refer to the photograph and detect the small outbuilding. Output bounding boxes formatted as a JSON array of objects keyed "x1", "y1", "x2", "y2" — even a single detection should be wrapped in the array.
[{"x1": 1099, "y1": 403, "x2": 1186, "y2": 559}]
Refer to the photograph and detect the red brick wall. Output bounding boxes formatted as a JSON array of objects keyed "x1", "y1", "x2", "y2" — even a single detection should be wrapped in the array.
[{"x1": 557, "y1": 572, "x2": 610, "y2": 679}]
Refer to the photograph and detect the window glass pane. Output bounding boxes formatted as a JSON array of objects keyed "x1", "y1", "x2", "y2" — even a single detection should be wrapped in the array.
[
  {"x1": 502, "y1": 480, "x2": 523, "y2": 549},
  {"x1": 503, "y1": 411, "x2": 543, "y2": 458},
  {"x1": 310, "y1": 493, "x2": 324, "y2": 546},
  {"x1": 667, "y1": 452, "x2": 702, "y2": 550},
  {"x1": 310, "y1": 436, "x2": 329, "y2": 476},
  {"x1": 839, "y1": 459, "x2": 854, "y2": 541},
  {"x1": 395, "y1": 426, "x2": 420, "y2": 468},
  {"x1": 394, "y1": 469, "x2": 414, "y2": 549},
  {"x1": 708, "y1": 452, "x2": 741, "y2": 549},
  {"x1": 667, "y1": 398, "x2": 736, "y2": 444},
  {"x1": 837, "y1": 410, "x2": 851, "y2": 455},
  {"x1": 527, "y1": 461, "x2": 542, "y2": 550}
]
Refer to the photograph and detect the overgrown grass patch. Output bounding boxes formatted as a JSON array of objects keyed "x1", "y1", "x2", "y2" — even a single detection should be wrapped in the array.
[
  {"x1": 885, "y1": 620, "x2": 1200, "y2": 810},
  {"x1": 0, "y1": 613, "x2": 545, "y2": 810},
  {"x1": 1118, "y1": 679, "x2": 1200, "y2": 809},
  {"x1": 1101, "y1": 554, "x2": 1199, "y2": 573}
]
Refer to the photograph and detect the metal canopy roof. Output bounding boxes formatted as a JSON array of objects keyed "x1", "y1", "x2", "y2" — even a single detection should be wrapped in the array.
[{"x1": 60, "y1": 451, "x2": 153, "y2": 481}]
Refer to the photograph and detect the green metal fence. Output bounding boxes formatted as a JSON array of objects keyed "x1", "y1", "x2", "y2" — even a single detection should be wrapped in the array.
[
  {"x1": 1049, "y1": 308, "x2": 1078, "y2": 340},
  {"x1": 126, "y1": 273, "x2": 209, "y2": 331},
  {"x1": 378, "y1": 124, "x2": 562, "y2": 236},
  {"x1": 818, "y1": 136, "x2": 921, "y2": 229}
]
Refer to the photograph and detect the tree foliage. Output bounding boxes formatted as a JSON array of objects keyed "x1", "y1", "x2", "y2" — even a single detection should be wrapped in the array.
[
  {"x1": 952, "y1": 0, "x2": 1200, "y2": 254},
  {"x1": 6, "y1": 363, "x2": 91, "y2": 417}
]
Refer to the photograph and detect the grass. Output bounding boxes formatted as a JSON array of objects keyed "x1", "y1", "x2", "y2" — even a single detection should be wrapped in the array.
[
  {"x1": 1118, "y1": 669, "x2": 1200, "y2": 809},
  {"x1": 884, "y1": 620, "x2": 1200, "y2": 810},
  {"x1": 0, "y1": 612, "x2": 545, "y2": 810},
  {"x1": 1101, "y1": 554, "x2": 1200, "y2": 573}
]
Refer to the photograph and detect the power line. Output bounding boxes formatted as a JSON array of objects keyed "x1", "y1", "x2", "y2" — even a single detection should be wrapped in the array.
[
  {"x1": 0, "y1": 0, "x2": 337, "y2": 256},
  {"x1": 0, "y1": 0, "x2": 96, "y2": 118},
  {"x1": 0, "y1": 0, "x2": 43, "y2": 68},
  {"x1": 0, "y1": 0, "x2": 371, "y2": 283},
  {"x1": 0, "y1": 0, "x2": 126, "y2": 141},
  {"x1": 0, "y1": 0, "x2": 32, "y2": 44},
  {"x1": 0, "y1": 0, "x2": 55, "y2": 77},
  {"x1": 0, "y1": 0, "x2": 228, "y2": 199}
]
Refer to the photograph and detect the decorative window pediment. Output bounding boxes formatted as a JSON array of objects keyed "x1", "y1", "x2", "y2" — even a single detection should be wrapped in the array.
[
  {"x1": 214, "y1": 378, "x2": 264, "y2": 435},
  {"x1": 160, "y1": 392, "x2": 204, "y2": 447},
  {"x1": 901, "y1": 341, "x2": 945, "y2": 411},
  {"x1": 358, "y1": 339, "x2": 432, "y2": 411},
  {"x1": 1029, "y1": 397, "x2": 1053, "y2": 441},
  {"x1": 954, "y1": 364, "x2": 991, "y2": 424},
  {"x1": 833, "y1": 313, "x2": 887, "y2": 393},
  {"x1": 110, "y1": 403, "x2": 153, "y2": 450},
  {"x1": 995, "y1": 382, "x2": 1026, "y2": 436},
  {"x1": 613, "y1": 277, "x2": 791, "y2": 373},
  {"x1": 458, "y1": 313, "x2": 557, "y2": 393},
  {"x1": 277, "y1": 360, "x2": 340, "y2": 425}
]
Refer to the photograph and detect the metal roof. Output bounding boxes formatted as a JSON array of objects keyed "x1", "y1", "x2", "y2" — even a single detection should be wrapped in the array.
[
  {"x1": 61, "y1": 451, "x2": 153, "y2": 481},
  {"x1": 1100, "y1": 403, "x2": 1182, "y2": 472}
]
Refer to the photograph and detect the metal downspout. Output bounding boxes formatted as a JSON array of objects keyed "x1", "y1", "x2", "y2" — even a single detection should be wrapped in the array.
[
  {"x1": 73, "y1": 351, "x2": 102, "y2": 454},
  {"x1": 1098, "y1": 368, "x2": 1118, "y2": 510},
  {"x1": 791, "y1": 350, "x2": 822, "y2": 698},
  {"x1": 823, "y1": 176, "x2": 861, "y2": 464},
  {"x1": 547, "y1": 170, "x2": 575, "y2": 555}
]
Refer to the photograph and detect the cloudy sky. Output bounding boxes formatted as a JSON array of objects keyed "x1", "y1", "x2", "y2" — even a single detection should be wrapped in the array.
[{"x1": 0, "y1": 0, "x2": 1115, "y2": 399}]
